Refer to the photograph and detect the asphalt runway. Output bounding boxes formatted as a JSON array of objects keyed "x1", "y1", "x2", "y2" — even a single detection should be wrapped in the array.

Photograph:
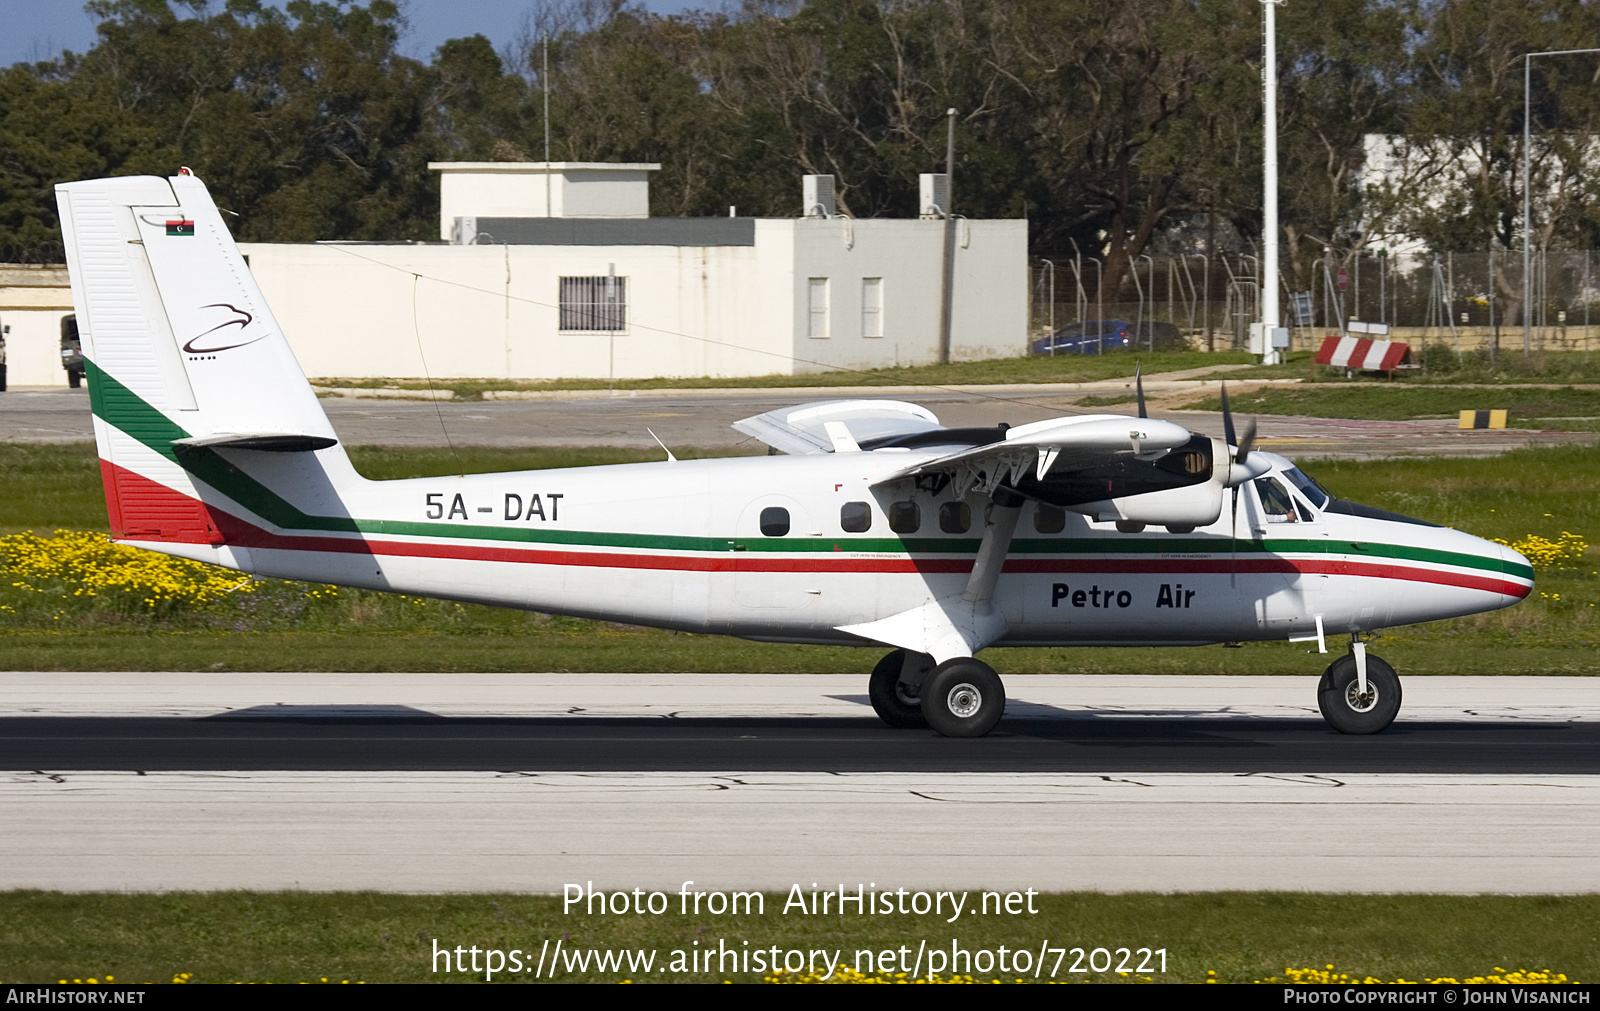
[
  {"x1": 5, "y1": 713, "x2": 1597, "y2": 774},
  {"x1": 4, "y1": 673, "x2": 1596, "y2": 891},
  {"x1": 2, "y1": 384, "x2": 1588, "y2": 459}
]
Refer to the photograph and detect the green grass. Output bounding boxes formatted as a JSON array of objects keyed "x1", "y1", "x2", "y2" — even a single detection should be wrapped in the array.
[
  {"x1": 1185, "y1": 347, "x2": 1600, "y2": 387},
  {"x1": 0, "y1": 892, "x2": 1591, "y2": 984},
  {"x1": 1358, "y1": 346, "x2": 1600, "y2": 385},
  {"x1": 1182, "y1": 384, "x2": 1600, "y2": 421},
  {"x1": 1, "y1": 442, "x2": 1595, "y2": 671},
  {"x1": 310, "y1": 350, "x2": 1256, "y2": 400}
]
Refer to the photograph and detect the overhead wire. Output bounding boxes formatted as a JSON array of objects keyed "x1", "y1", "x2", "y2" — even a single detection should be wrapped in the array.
[{"x1": 318, "y1": 242, "x2": 1116, "y2": 418}]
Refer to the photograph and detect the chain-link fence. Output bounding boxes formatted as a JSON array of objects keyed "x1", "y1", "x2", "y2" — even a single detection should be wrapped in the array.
[{"x1": 1032, "y1": 251, "x2": 1600, "y2": 354}]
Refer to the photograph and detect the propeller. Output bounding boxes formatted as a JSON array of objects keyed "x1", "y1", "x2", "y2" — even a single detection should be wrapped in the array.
[
  {"x1": 1221, "y1": 381, "x2": 1261, "y2": 586},
  {"x1": 1135, "y1": 363, "x2": 1148, "y2": 420}
]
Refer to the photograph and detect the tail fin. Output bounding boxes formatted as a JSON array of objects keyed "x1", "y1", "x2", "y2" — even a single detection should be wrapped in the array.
[{"x1": 56, "y1": 172, "x2": 351, "y2": 551}]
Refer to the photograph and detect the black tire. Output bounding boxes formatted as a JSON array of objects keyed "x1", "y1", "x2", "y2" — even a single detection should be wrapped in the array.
[
  {"x1": 1317, "y1": 653, "x2": 1401, "y2": 735},
  {"x1": 67, "y1": 368, "x2": 81, "y2": 389},
  {"x1": 869, "y1": 649, "x2": 928, "y2": 728},
  {"x1": 921, "y1": 658, "x2": 1005, "y2": 738}
]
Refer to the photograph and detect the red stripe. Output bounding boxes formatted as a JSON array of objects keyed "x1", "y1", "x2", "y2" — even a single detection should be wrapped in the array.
[
  {"x1": 1350, "y1": 337, "x2": 1375, "y2": 368},
  {"x1": 100, "y1": 460, "x2": 220, "y2": 543},
  {"x1": 1377, "y1": 341, "x2": 1410, "y2": 370},
  {"x1": 104, "y1": 462, "x2": 1530, "y2": 597}
]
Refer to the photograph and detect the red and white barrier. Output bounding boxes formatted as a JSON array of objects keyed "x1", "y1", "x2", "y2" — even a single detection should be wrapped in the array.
[{"x1": 1315, "y1": 324, "x2": 1412, "y2": 371}]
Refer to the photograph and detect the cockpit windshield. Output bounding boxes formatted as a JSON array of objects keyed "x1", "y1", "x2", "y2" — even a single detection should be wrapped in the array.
[{"x1": 1281, "y1": 466, "x2": 1331, "y2": 509}]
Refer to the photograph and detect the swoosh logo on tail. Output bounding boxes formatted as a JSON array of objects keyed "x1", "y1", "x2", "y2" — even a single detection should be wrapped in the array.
[{"x1": 183, "y1": 303, "x2": 266, "y2": 354}]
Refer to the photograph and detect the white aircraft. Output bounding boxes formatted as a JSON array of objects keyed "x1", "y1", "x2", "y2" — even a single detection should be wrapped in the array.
[{"x1": 53, "y1": 172, "x2": 1533, "y2": 738}]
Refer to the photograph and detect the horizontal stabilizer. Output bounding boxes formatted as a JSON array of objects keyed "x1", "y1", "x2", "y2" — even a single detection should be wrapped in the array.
[
  {"x1": 172, "y1": 433, "x2": 340, "y2": 452},
  {"x1": 733, "y1": 399, "x2": 941, "y2": 455}
]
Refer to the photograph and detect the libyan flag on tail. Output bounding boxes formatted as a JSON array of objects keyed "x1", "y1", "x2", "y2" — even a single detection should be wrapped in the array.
[{"x1": 165, "y1": 219, "x2": 194, "y2": 236}]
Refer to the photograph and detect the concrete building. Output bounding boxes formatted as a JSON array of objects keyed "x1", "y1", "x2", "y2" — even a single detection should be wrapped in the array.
[
  {"x1": 2, "y1": 163, "x2": 1027, "y2": 386},
  {"x1": 0, "y1": 265, "x2": 73, "y2": 388}
]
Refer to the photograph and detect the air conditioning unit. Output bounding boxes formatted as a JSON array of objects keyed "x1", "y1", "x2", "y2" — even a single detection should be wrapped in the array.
[
  {"x1": 802, "y1": 175, "x2": 835, "y2": 218},
  {"x1": 451, "y1": 216, "x2": 478, "y2": 245},
  {"x1": 920, "y1": 174, "x2": 949, "y2": 218}
]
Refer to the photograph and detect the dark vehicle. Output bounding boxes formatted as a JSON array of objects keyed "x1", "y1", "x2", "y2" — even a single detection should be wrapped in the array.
[
  {"x1": 61, "y1": 314, "x2": 83, "y2": 388},
  {"x1": 1030, "y1": 319, "x2": 1185, "y2": 355}
]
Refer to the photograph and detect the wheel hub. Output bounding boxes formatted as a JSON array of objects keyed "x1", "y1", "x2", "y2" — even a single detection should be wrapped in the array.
[
  {"x1": 947, "y1": 682, "x2": 982, "y2": 719},
  {"x1": 1344, "y1": 680, "x2": 1379, "y2": 713}
]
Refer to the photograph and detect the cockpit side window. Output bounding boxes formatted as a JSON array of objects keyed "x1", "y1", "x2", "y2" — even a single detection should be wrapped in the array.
[
  {"x1": 1282, "y1": 466, "x2": 1330, "y2": 509},
  {"x1": 1254, "y1": 477, "x2": 1300, "y2": 523}
]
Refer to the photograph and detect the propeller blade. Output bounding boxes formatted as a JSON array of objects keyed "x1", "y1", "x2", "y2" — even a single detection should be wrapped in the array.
[
  {"x1": 1135, "y1": 363, "x2": 1148, "y2": 420},
  {"x1": 1221, "y1": 382, "x2": 1237, "y2": 449},
  {"x1": 1236, "y1": 416, "x2": 1258, "y2": 465},
  {"x1": 1229, "y1": 485, "x2": 1239, "y2": 587}
]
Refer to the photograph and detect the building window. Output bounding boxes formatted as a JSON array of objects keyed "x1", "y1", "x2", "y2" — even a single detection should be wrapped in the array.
[
  {"x1": 807, "y1": 277, "x2": 829, "y2": 338},
  {"x1": 560, "y1": 276, "x2": 627, "y2": 331},
  {"x1": 862, "y1": 277, "x2": 883, "y2": 337}
]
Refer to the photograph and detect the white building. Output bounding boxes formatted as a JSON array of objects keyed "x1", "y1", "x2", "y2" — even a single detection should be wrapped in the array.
[
  {"x1": 0, "y1": 264, "x2": 73, "y2": 389},
  {"x1": 2, "y1": 163, "x2": 1027, "y2": 386}
]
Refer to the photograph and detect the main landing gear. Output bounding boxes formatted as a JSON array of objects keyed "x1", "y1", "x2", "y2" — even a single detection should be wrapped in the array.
[
  {"x1": 869, "y1": 648, "x2": 1006, "y2": 738},
  {"x1": 1316, "y1": 640, "x2": 1402, "y2": 735}
]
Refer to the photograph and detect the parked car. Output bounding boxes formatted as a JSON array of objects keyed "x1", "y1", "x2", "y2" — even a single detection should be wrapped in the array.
[
  {"x1": 61, "y1": 314, "x2": 83, "y2": 387},
  {"x1": 1030, "y1": 319, "x2": 1185, "y2": 355}
]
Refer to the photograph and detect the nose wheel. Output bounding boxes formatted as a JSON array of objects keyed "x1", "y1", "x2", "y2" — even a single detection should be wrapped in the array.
[{"x1": 1317, "y1": 651, "x2": 1401, "y2": 734}]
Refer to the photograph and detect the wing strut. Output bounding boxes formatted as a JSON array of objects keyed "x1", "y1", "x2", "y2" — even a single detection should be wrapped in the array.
[
  {"x1": 962, "y1": 487, "x2": 1025, "y2": 607},
  {"x1": 836, "y1": 487, "x2": 1026, "y2": 663}
]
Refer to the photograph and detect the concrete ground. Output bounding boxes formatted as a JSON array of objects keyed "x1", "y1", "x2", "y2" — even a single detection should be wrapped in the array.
[
  {"x1": 3, "y1": 377, "x2": 1592, "y2": 459},
  {"x1": 2, "y1": 672, "x2": 1595, "y2": 893}
]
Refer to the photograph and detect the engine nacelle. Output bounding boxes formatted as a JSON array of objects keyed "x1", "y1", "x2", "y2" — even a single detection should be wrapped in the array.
[{"x1": 1060, "y1": 437, "x2": 1230, "y2": 530}]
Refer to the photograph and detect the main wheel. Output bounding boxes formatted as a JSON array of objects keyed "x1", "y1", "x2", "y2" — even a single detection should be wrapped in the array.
[
  {"x1": 1317, "y1": 653, "x2": 1401, "y2": 734},
  {"x1": 67, "y1": 368, "x2": 80, "y2": 389},
  {"x1": 921, "y1": 658, "x2": 1005, "y2": 738},
  {"x1": 868, "y1": 649, "x2": 928, "y2": 728}
]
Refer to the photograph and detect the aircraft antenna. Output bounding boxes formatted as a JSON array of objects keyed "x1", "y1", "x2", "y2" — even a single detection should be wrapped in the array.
[{"x1": 646, "y1": 428, "x2": 677, "y2": 463}]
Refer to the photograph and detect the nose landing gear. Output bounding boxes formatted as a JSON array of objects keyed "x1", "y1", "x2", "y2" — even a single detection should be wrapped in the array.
[{"x1": 1317, "y1": 639, "x2": 1401, "y2": 734}]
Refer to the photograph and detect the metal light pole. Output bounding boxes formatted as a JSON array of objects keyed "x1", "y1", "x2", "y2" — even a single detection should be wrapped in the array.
[
  {"x1": 938, "y1": 108, "x2": 957, "y2": 364},
  {"x1": 1524, "y1": 48, "x2": 1600, "y2": 353},
  {"x1": 1258, "y1": 0, "x2": 1284, "y2": 365}
]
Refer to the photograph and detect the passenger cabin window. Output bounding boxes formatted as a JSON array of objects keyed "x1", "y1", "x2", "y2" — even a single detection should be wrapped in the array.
[
  {"x1": 888, "y1": 501, "x2": 920, "y2": 534},
  {"x1": 760, "y1": 506, "x2": 790, "y2": 536},
  {"x1": 939, "y1": 501, "x2": 971, "y2": 534},
  {"x1": 840, "y1": 501, "x2": 872, "y2": 533},
  {"x1": 1254, "y1": 478, "x2": 1300, "y2": 523},
  {"x1": 1033, "y1": 503, "x2": 1066, "y2": 534}
]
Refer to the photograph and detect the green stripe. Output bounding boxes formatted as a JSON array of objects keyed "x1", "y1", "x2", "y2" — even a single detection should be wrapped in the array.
[
  {"x1": 85, "y1": 359, "x2": 190, "y2": 458},
  {"x1": 88, "y1": 362, "x2": 1532, "y2": 581}
]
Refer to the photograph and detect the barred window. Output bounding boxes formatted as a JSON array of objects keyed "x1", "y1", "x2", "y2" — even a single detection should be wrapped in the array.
[{"x1": 560, "y1": 276, "x2": 627, "y2": 331}]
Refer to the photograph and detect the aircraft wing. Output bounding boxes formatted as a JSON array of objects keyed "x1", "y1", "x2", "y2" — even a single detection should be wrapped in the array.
[
  {"x1": 870, "y1": 414, "x2": 1195, "y2": 494},
  {"x1": 732, "y1": 399, "x2": 942, "y2": 455}
]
